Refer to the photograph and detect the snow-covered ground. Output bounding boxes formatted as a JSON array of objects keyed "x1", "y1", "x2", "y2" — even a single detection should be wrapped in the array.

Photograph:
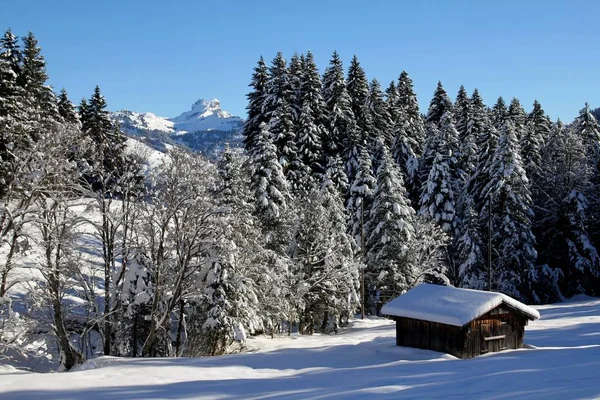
[{"x1": 1, "y1": 296, "x2": 599, "y2": 399}]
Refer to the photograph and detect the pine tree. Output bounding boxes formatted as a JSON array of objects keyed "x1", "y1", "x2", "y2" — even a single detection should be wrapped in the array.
[
  {"x1": 242, "y1": 56, "x2": 269, "y2": 153},
  {"x1": 490, "y1": 96, "x2": 508, "y2": 130},
  {"x1": 385, "y1": 80, "x2": 400, "y2": 127},
  {"x1": 322, "y1": 51, "x2": 355, "y2": 160},
  {"x1": 346, "y1": 145, "x2": 376, "y2": 248},
  {"x1": 297, "y1": 50, "x2": 326, "y2": 178},
  {"x1": 469, "y1": 90, "x2": 498, "y2": 212},
  {"x1": 396, "y1": 72, "x2": 425, "y2": 155},
  {"x1": 250, "y1": 122, "x2": 290, "y2": 231},
  {"x1": 346, "y1": 55, "x2": 371, "y2": 148},
  {"x1": 0, "y1": 38, "x2": 26, "y2": 197},
  {"x1": 508, "y1": 97, "x2": 528, "y2": 143},
  {"x1": 425, "y1": 81, "x2": 453, "y2": 127},
  {"x1": 288, "y1": 52, "x2": 304, "y2": 126},
  {"x1": 419, "y1": 112, "x2": 459, "y2": 237},
  {"x1": 481, "y1": 120, "x2": 537, "y2": 302},
  {"x1": 455, "y1": 195, "x2": 486, "y2": 289},
  {"x1": 367, "y1": 78, "x2": 393, "y2": 149},
  {"x1": 18, "y1": 31, "x2": 59, "y2": 124},
  {"x1": 573, "y1": 103, "x2": 600, "y2": 157},
  {"x1": 393, "y1": 71, "x2": 425, "y2": 203},
  {"x1": 522, "y1": 100, "x2": 548, "y2": 184},
  {"x1": 366, "y1": 139, "x2": 415, "y2": 304},
  {"x1": 454, "y1": 85, "x2": 470, "y2": 140},
  {"x1": 57, "y1": 88, "x2": 79, "y2": 124},
  {"x1": 0, "y1": 29, "x2": 21, "y2": 77}
]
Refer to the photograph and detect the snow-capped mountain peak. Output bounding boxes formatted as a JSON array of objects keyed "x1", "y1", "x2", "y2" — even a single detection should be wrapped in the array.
[
  {"x1": 111, "y1": 97, "x2": 245, "y2": 155},
  {"x1": 188, "y1": 98, "x2": 232, "y2": 119}
]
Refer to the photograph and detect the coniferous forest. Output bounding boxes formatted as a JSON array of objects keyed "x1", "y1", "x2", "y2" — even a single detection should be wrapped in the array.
[{"x1": 1, "y1": 30, "x2": 600, "y2": 370}]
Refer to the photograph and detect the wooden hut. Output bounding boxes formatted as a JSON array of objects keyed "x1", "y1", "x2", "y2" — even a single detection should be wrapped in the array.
[{"x1": 381, "y1": 284, "x2": 540, "y2": 359}]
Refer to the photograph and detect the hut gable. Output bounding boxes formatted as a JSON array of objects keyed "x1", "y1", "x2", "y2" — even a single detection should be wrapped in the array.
[{"x1": 381, "y1": 284, "x2": 540, "y2": 327}]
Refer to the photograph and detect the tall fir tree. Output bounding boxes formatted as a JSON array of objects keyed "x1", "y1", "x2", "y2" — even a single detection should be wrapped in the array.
[
  {"x1": 425, "y1": 81, "x2": 453, "y2": 127},
  {"x1": 385, "y1": 80, "x2": 400, "y2": 127},
  {"x1": 57, "y1": 88, "x2": 79, "y2": 124},
  {"x1": 481, "y1": 120, "x2": 537, "y2": 302},
  {"x1": 346, "y1": 55, "x2": 371, "y2": 148},
  {"x1": 365, "y1": 139, "x2": 415, "y2": 304},
  {"x1": 18, "y1": 31, "x2": 59, "y2": 124},
  {"x1": 242, "y1": 56, "x2": 269, "y2": 153},
  {"x1": 321, "y1": 51, "x2": 355, "y2": 160},
  {"x1": 469, "y1": 90, "x2": 498, "y2": 212},
  {"x1": 249, "y1": 122, "x2": 290, "y2": 234},
  {"x1": 0, "y1": 29, "x2": 21, "y2": 77},
  {"x1": 367, "y1": 78, "x2": 393, "y2": 150},
  {"x1": 393, "y1": 71, "x2": 425, "y2": 204},
  {"x1": 454, "y1": 85, "x2": 470, "y2": 141},
  {"x1": 297, "y1": 50, "x2": 326, "y2": 178},
  {"x1": 490, "y1": 96, "x2": 508, "y2": 130},
  {"x1": 521, "y1": 100, "x2": 549, "y2": 185},
  {"x1": 419, "y1": 112, "x2": 459, "y2": 237}
]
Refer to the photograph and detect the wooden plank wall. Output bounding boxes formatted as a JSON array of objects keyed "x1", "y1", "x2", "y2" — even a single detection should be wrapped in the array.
[{"x1": 394, "y1": 304, "x2": 529, "y2": 359}]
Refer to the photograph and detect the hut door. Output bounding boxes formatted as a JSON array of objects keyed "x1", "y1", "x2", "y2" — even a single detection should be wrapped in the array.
[{"x1": 481, "y1": 319, "x2": 504, "y2": 354}]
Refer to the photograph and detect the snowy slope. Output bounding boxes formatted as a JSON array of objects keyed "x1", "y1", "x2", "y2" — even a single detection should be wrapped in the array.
[{"x1": 1, "y1": 296, "x2": 599, "y2": 399}]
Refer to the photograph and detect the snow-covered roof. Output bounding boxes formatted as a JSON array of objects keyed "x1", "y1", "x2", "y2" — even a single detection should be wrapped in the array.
[{"x1": 381, "y1": 284, "x2": 540, "y2": 327}]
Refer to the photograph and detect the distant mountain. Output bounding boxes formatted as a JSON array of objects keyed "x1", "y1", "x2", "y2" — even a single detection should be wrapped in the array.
[{"x1": 111, "y1": 98, "x2": 244, "y2": 156}]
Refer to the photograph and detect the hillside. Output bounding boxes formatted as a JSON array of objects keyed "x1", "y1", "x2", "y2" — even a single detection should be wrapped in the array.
[{"x1": 1, "y1": 296, "x2": 599, "y2": 399}]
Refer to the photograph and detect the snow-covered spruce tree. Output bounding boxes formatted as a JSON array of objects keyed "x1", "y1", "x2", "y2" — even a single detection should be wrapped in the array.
[
  {"x1": 57, "y1": 88, "x2": 79, "y2": 125},
  {"x1": 454, "y1": 85, "x2": 470, "y2": 141},
  {"x1": 420, "y1": 82, "x2": 456, "y2": 189},
  {"x1": 365, "y1": 139, "x2": 415, "y2": 309},
  {"x1": 288, "y1": 52, "x2": 304, "y2": 127},
  {"x1": 319, "y1": 157, "x2": 359, "y2": 327},
  {"x1": 188, "y1": 147, "x2": 274, "y2": 356},
  {"x1": 536, "y1": 122, "x2": 598, "y2": 298},
  {"x1": 367, "y1": 78, "x2": 393, "y2": 151},
  {"x1": 455, "y1": 195, "x2": 486, "y2": 289},
  {"x1": 392, "y1": 71, "x2": 424, "y2": 205},
  {"x1": 297, "y1": 51, "x2": 326, "y2": 180},
  {"x1": 0, "y1": 37, "x2": 27, "y2": 198},
  {"x1": 418, "y1": 113, "x2": 459, "y2": 238},
  {"x1": 346, "y1": 55, "x2": 371, "y2": 148},
  {"x1": 346, "y1": 144, "x2": 376, "y2": 250},
  {"x1": 481, "y1": 120, "x2": 539, "y2": 303},
  {"x1": 490, "y1": 96, "x2": 508, "y2": 130},
  {"x1": 507, "y1": 98, "x2": 528, "y2": 143},
  {"x1": 18, "y1": 31, "x2": 60, "y2": 127},
  {"x1": 469, "y1": 90, "x2": 498, "y2": 214},
  {"x1": 522, "y1": 100, "x2": 549, "y2": 197},
  {"x1": 385, "y1": 80, "x2": 399, "y2": 127},
  {"x1": 322, "y1": 51, "x2": 355, "y2": 161},
  {"x1": 289, "y1": 186, "x2": 358, "y2": 334},
  {"x1": 572, "y1": 104, "x2": 600, "y2": 254},
  {"x1": 249, "y1": 122, "x2": 291, "y2": 249},
  {"x1": 242, "y1": 56, "x2": 269, "y2": 154},
  {"x1": 396, "y1": 71, "x2": 425, "y2": 157},
  {"x1": 456, "y1": 89, "x2": 480, "y2": 185},
  {"x1": 0, "y1": 29, "x2": 21, "y2": 77},
  {"x1": 573, "y1": 103, "x2": 600, "y2": 158},
  {"x1": 425, "y1": 81, "x2": 453, "y2": 128}
]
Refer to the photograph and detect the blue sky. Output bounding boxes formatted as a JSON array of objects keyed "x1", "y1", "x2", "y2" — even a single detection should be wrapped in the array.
[{"x1": 2, "y1": 0, "x2": 599, "y2": 121}]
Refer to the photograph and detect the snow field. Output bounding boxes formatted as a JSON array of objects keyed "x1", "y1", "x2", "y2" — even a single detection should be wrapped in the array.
[{"x1": 1, "y1": 296, "x2": 599, "y2": 399}]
